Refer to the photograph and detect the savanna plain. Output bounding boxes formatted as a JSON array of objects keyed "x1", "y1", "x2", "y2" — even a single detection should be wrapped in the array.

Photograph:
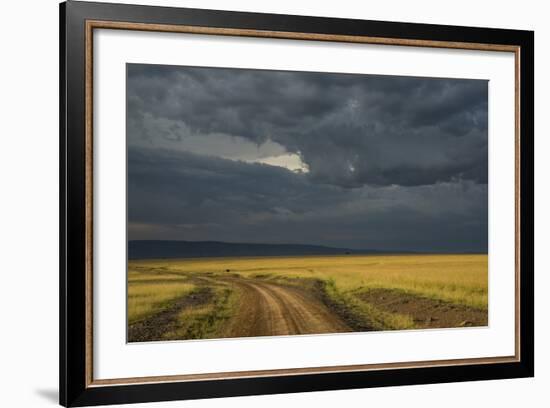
[{"x1": 128, "y1": 254, "x2": 488, "y2": 342}]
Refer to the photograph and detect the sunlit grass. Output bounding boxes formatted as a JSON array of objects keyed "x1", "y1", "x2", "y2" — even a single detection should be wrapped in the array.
[
  {"x1": 128, "y1": 268, "x2": 195, "y2": 324},
  {"x1": 162, "y1": 287, "x2": 238, "y2": 340},
  {"x1": 130, "y1": 254, "x2": 488, "y2": 310},
  {"x1": 323, "y1": 279, "x2": 415, "y2": 330}
]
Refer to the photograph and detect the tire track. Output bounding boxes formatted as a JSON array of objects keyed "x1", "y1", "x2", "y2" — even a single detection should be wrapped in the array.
[{"x1": 224, "y1": 278, "x2": 351, "y2": 338}]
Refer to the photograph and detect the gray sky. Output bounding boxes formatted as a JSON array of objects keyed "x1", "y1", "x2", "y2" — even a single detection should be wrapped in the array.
[{"x1": 127, "y1": 63, "x2": 488, "y2": 252}]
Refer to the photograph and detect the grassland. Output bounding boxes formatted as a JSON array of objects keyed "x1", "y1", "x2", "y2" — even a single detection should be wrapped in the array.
[
  {"x1": 127, "y1": 254, "x2": 488, "y2": 341},
  {"x1": 128, "y1": 267, "x2": 196, "y2": 325}
]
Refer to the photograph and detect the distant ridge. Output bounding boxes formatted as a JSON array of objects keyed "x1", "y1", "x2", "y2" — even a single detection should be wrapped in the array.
[{"x1": 128, "y1": 240, "x2": 398, "y2": 260}]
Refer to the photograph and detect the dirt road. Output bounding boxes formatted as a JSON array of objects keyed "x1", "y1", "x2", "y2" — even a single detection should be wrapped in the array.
[
  {"x1": 224, "y1": 278, "x2": 351, "y2": 338},
  {"x1": 128, "y1": 276, "x2": 352, "y2": 342}
]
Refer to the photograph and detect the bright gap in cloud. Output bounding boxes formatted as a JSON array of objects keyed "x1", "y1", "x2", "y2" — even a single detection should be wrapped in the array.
[{"x1": 246, "y1": 153, "x2": 310, "y2": 173}]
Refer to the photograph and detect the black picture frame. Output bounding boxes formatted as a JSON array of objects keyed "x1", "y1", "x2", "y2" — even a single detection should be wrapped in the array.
[{"x1": 60, "y1": 1, "x2": 534, "y2": 406}]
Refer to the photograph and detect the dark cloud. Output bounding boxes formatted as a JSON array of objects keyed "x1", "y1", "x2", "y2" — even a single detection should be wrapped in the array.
[
  {"x1": 127, "y1": 64, "x2": 488, "y2": 251},
  {"x1": 128, "y1": 147, "x2": 487, "y2": 252},
  {"x1": 128, "y1": 64, "x2": 488, "y2": 188}
]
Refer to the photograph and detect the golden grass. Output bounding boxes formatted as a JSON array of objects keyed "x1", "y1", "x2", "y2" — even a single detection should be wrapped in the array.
[
  {"x1": 130, "y1": 254, "x2": 488, "y2": 310},
  {"x1": 128, "y1": 267, "x2": 195, "y2": 324}
]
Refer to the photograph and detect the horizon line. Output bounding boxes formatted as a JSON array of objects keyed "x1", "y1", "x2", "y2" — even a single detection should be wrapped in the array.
[{"x1": 128, "y1": 239, "x2": 487, "y2": 255}]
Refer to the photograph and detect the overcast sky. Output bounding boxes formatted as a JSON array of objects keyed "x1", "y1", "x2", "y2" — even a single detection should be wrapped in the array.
[{"x1": 127, "y1": 64, "x2": 488, "y2": 252}]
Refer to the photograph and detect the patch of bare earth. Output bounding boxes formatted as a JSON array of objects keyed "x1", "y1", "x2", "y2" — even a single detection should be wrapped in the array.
[
  {"x1": 128, "y1": 287, "x2": 213, "y2": 342},
  {"x1": 357, "y1": 288, "x2": 488, "y2": 329}
]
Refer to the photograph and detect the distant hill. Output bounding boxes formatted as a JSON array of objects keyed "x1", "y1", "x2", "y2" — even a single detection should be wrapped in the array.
[{"x1": 128, "y1": 240, "x2": 397, "y2": 260}]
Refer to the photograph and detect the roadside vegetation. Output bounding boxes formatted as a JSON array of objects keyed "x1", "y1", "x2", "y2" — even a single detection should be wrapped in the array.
[
  {"x1": 128, "y1": 266, "x2": 196, "y2": 325},
  {"x1": 163, "y1": 286, "x2": 239, "y2": 340},
  {"x1": 128, "y1": 254, "x2": 488, "y2": 341}
]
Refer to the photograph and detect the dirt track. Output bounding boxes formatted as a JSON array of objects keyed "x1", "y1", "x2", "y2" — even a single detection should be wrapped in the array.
[{"x1": 224, "y1": 279, "x2": 351, "y2": 338}]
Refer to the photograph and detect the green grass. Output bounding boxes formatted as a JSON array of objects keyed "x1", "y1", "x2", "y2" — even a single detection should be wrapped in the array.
[
  {"x1": 322, "y1": 278, "x2": 415, "y2": 331},
  {"x1": 163, "y1": 286, "x2": 239, "y2": 340}
]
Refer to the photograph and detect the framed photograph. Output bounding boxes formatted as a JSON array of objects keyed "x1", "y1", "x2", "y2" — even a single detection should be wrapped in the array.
[{"x1": 60, "y1": 1, "x2": 534, "y2": 406}]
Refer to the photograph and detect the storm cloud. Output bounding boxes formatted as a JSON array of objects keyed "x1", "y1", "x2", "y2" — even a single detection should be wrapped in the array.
[{"x1": 127, "y1": 63, "x2": 488, "y2": 252}]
